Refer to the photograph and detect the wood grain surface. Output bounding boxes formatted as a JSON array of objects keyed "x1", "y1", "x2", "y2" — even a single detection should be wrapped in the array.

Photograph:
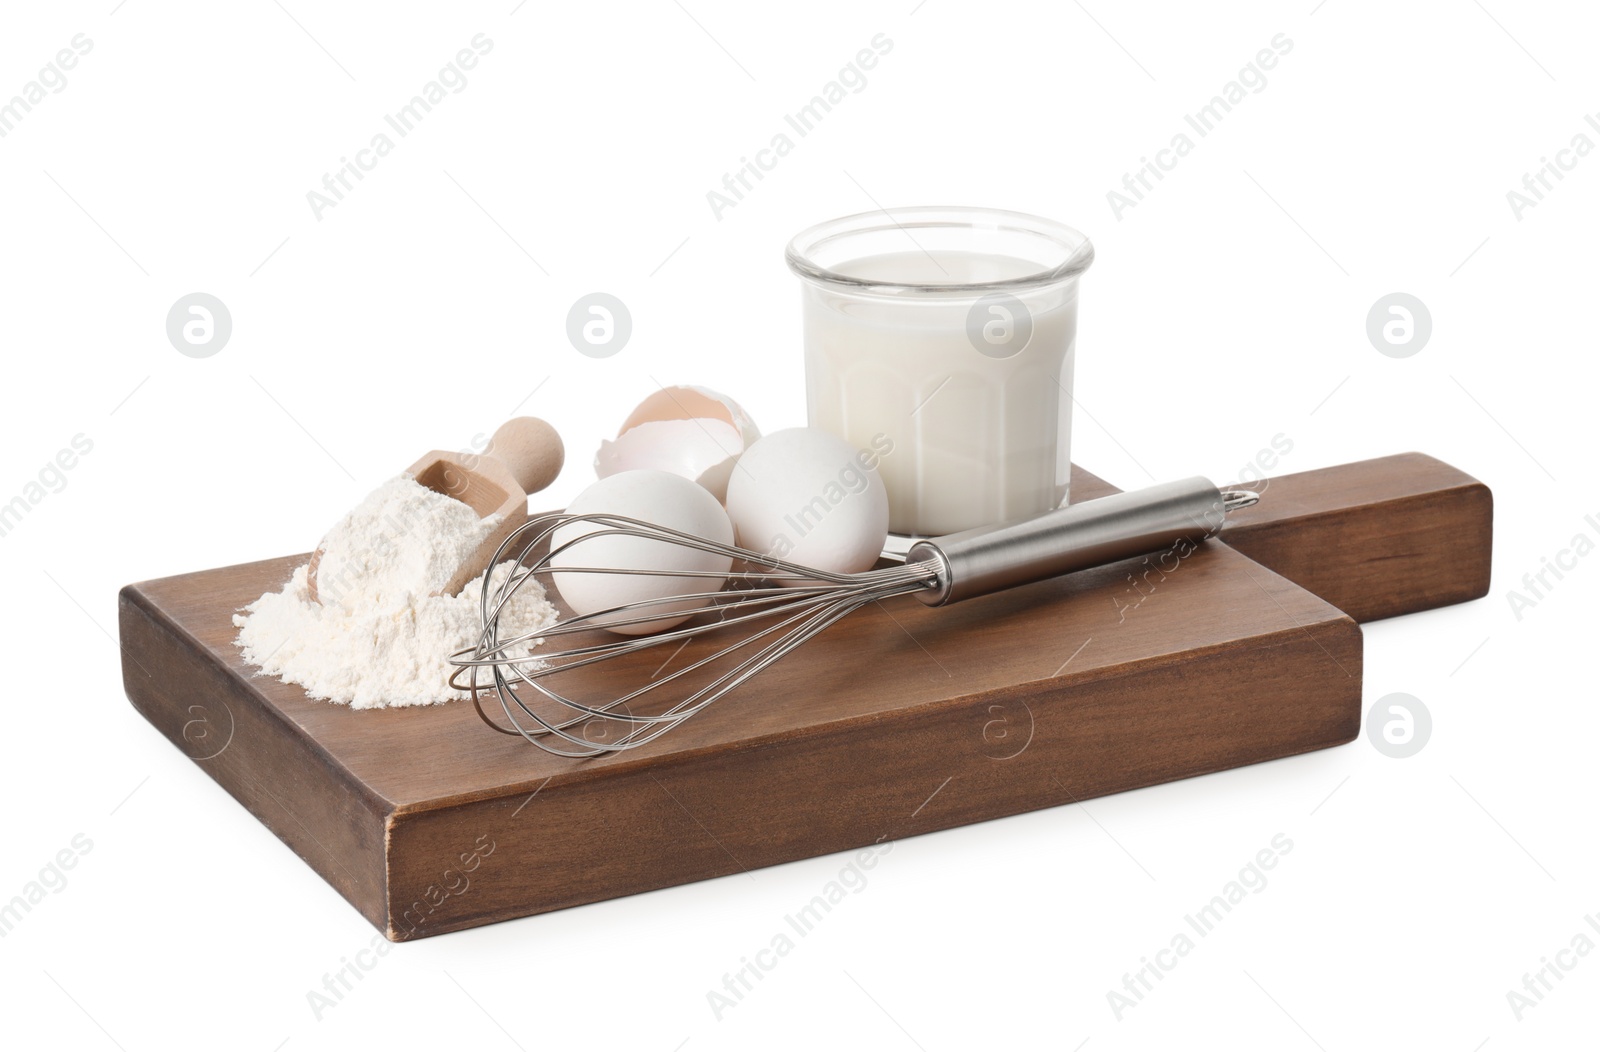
[{"x1": 1220, "y1": 452, "x2": 1493, "y2": 621}]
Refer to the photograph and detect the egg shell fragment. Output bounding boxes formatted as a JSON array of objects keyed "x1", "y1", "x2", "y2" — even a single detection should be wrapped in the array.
[
  {"x1": 595, "y1": 418, "x2": 745, "y2": 503},
  {"x1": 594, "y1": 385, "x2": 760, "y2": 502}
]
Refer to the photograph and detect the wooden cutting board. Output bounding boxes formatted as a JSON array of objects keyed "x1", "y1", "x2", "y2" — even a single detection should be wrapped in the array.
[{"x1": 118, "y1": 453, "x2": 1490, "y2": 940}]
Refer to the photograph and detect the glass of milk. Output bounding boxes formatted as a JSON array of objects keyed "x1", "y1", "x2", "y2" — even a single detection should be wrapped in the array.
[{"x1": 786, "y1": 207, "x2": 1094, "y2": 541}]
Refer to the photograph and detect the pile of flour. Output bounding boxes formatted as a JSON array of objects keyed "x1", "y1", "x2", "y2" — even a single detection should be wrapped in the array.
[{"x1": 234, "y1": 475, "x2": 556, "y2": 709}]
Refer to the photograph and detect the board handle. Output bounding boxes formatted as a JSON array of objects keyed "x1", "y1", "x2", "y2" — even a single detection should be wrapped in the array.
[{"x1": 1218, "y1": 452, "x2": 1492, "y2": 622}]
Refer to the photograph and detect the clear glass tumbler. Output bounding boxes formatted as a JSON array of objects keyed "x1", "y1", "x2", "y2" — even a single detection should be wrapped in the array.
[{"x1": 786, "y1": 206, "x2": 1094, "y2": 540}]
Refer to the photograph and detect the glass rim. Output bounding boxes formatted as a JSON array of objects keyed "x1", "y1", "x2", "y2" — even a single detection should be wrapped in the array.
[{"x1": 785, "y1": 206, "x2": 1094, "y2": 295}]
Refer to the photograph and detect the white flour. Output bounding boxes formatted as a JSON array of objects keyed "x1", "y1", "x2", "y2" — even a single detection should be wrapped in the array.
[{"x1": 233, "y1": 475, "x2": 556, "y2": 709}]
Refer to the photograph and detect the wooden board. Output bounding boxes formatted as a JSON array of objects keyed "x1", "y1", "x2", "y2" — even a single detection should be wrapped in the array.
[{"x1": 119, "y1": 455, "x2": 1491, "y2": 939}]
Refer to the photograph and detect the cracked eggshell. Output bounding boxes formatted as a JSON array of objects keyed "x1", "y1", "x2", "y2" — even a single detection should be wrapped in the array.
[{"x1": 594, "y1": 386, "x2": 760, "y2": 503}]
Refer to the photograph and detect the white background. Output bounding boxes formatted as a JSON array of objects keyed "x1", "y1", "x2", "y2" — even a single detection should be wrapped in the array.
[{"x1": 2, "y1": 0, "x2": 1596, "y2": 1048}]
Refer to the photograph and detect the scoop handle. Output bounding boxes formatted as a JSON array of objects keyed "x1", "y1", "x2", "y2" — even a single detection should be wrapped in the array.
[
  {"x1": 907, "y1": 478, "x2": 1242, "y2": 606},
  {"x1": 487, "y1": 417, "x2": 564, "y2": 496}
]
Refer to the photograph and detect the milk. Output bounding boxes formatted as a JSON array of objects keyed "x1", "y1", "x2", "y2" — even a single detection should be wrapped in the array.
[{"x1": 801, "y1": 249, "x2": 1080, "y2": 537}]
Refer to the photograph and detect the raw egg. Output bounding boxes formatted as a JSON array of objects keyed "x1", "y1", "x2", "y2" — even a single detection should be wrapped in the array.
[
  {"x1": 725, "y1": 428, "x2": 889, "y2": 575},
  {"x1": 551, "y1": 469, "x2": 735, "y2": 635}
]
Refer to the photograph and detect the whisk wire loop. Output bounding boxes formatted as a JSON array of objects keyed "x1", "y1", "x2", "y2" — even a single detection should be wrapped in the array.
[{"x1": 448, "y1": 509, "x2": 942, "y2": 757}]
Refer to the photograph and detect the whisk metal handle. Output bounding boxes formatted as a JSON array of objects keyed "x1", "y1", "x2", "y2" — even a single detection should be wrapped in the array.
[{"x1": 907, "y1": 477, "x2": 1243, "y2": 606}]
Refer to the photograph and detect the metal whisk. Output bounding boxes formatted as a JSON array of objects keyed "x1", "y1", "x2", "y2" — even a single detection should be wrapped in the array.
[{"x1": 449, "y1": 477, "x2": 1260, "y2": 758}]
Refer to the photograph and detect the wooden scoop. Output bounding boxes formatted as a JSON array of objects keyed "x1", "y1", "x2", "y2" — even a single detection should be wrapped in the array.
[{"x1": 307, "y1": 417, "x2": 564, "y2": 603}]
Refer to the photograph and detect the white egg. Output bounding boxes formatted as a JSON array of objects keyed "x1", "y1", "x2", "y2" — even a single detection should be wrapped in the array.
[
  {"x1": 725, "y1": 428, "x2": 889, "y2": 575},
  {"x1": 594, "y1": 385, "x2": 760, "y2": 502},
  {"x1": 551, "y1": 469, "x2": 735, "y2": 636}
]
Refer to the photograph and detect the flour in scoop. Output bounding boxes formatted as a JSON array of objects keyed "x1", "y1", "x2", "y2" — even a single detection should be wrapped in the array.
[{"x1": 233, "y1": 475, "x2": 557, "y2": 708}]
